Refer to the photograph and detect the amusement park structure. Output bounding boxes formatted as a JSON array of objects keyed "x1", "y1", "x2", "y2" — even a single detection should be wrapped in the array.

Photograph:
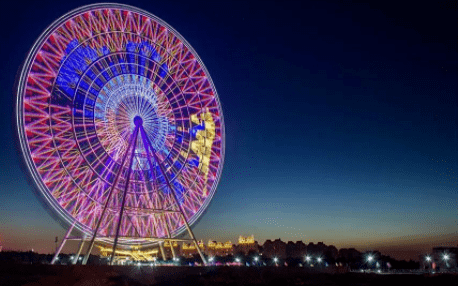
[{"x1": 15, "y1": 3, "x2": 224, "y2": 265}]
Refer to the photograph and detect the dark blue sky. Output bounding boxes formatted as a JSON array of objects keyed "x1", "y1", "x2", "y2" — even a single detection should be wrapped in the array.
[{"x1": 0, "y1": 0, "x2": 456, "y2": 260}]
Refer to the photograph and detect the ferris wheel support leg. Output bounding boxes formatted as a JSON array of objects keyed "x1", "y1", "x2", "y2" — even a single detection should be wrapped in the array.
[
  {"x1": 72, "y1": 237, "x2": 85, "y2": 265},
  {"x1": 51, "y1": 222, "x2": 75, "y2": 265},
  {"x1": 194, "y1": 241, "x2": 206, "y2": 264},
  {"x1": 110, "y1": 125, "x2": 140, "y2": 265},
  {"x1": 140, "y1": 125, "x2": 207, "y2": 265},
  {"x1": 159, "y1": 241, "x2": 166, "y2": 260},
  {"x1": 162, "y1": 216, "x2": 176, "y2": 260},
  {"x1": 188, "y1": 224, "x2": 206, "y2": 265},
  {"x1": 163, "y1": 220, "x2": 176, "y2": 260},
  {"x1": 170, "y1": 241, "x2": 177, "y2": 260},
  {"x1": 82, "y1": 129, "x2": 138, "y2": 265},
  {"x1": 140, "y1": 126, "x2": 177, "y2": 261}
]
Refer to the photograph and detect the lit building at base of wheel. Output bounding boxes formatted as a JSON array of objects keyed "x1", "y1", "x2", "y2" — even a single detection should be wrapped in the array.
[{"x1": 98, "y1": 245, "x2": 159, "y2": 263}]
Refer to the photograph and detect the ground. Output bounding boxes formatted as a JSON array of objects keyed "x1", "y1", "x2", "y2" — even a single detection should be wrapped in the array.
[{"x1": 0, "y1": 264, "x2": 457, "y2": 286}]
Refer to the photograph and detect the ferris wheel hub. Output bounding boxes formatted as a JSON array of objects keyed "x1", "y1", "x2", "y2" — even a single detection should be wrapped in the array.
[{"x1": 133, "y1": 116, "x2": 143, "y2": 127}]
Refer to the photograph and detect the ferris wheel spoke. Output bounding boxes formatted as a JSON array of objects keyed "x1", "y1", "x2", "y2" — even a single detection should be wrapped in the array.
[
  {"x1": 81, "y1": 121, "x2": 138, "y2": 264},
  {"x1": 110, "y1": 122, "x2": 140, "y2": 264}
]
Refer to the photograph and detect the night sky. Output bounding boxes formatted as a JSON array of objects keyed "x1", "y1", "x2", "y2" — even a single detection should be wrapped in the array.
[{"x1": 0, "y1": 0, "x2": 456, "y2": 261}]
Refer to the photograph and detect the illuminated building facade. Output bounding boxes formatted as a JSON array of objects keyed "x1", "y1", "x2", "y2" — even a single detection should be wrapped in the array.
[
  {"x1": 98, "y1": 245, "x2": 158, "y2": 263},
  {"x1": 239, "y1": 235, "x2": 255, "y2": 244},
  {"x1": 181, "y1": 240, "x2": 206, "y2": 257},
  {"x1": 235, "y1": 235, "x2": 259, "y2": 255},
  {"x1": 207, "y1": 240, "x2": 234, "y2": 256}
]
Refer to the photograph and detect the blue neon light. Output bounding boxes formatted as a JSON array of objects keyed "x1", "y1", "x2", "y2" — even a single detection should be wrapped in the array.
[
  {"x1": 191, "y1": 122, "x2": 205, "y2": 138},
  {"x1": 56, "y1": 39, "x2": 168, "y2": 103}
]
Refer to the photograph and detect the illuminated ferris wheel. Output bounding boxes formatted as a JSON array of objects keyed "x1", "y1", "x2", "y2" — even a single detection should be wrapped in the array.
[{"x1": 15, "y1": 3, "x2": 224, "y2": 264}]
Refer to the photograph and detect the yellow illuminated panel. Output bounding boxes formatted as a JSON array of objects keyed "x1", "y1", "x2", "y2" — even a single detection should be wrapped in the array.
[{"x1": 191, "y1": 109, "x2": 216, "y2": 197}]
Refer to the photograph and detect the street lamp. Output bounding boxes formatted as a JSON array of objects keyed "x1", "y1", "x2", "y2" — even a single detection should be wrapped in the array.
[
  {"x1": 365, "y1": 254, "x2": 376, "y2": 271},
  {"x1": 443, "y1": 254, "x2": 450, "y2": 268},
  {"x1": 305, "y1": 256, "x2": 311, "y2": 263},
  {"x1": 317, "y1": 257, "x2": 322, "y2": 263},
  {"x1": 425, "y1": 255, "x2": 433, "y2": 271}
]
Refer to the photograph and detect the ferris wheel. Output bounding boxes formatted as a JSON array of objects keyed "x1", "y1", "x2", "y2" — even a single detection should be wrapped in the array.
[{"x1": 15, "y1": 3, "x2": 224, "y2": 265}]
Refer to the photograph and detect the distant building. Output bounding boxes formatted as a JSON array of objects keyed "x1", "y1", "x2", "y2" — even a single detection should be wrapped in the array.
[
  {"x1": 324, "y1": 245, "x2": 339, "y2": 261},
  {"x1": 262, "y1": 239, "x2": 286, "y2": 259},
  {"x1": 306, "y1": 242, "x2": 328, "y2": 257},
  {"x1": 235, "y1": 235, "x2": 259, "y2": 255},
  {"x1": 338, "y1": 248, "x2": 362, "y2": 262},
  {"x1": 296, "y1": 241, "x2": 307, "y2": 257},
  {"x1": 181, "y1": 240, "x2": 205, "y2": 257},
  {"x1": 286, "y1": 241, "x2": 307, "y2": 259},
  {"x1": 286, "y1": 241, "x2": 296, "y2": 258},
  {"x1": 424, "y1": 246, "x2": 458, "y2": 269},
  {"x1": 207, "y1": 240, "x2": 234, "y2": 256},
  {"x1": 285, "y1": 241, "x2": 298, "y2": 259}
]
